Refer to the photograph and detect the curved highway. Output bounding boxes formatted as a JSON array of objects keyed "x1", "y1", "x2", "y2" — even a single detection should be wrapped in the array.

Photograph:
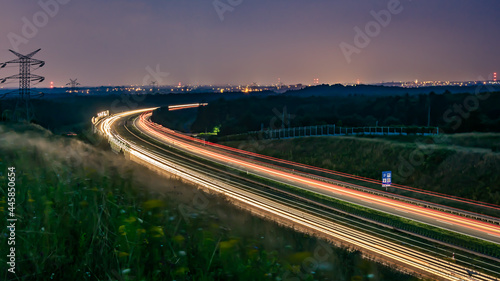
[
  {"x1": 96, "y1": 108, "x2": 500, "y2": 281},
  {"x1": 133, "y1": 111, "x2": 500, "y2": 245}
]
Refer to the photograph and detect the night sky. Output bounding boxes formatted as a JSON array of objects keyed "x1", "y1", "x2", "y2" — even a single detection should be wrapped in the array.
[{"x1": 1, "y1": 0, "x2": 499, "y2": 87}]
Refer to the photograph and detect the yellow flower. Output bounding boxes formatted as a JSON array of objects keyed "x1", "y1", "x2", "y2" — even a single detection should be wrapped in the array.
[
  {"x1": 118, "y1": 251, "x2": 129, "y2": 258},
  {"x1": 173, "y1": 235, "x2": 185, "y2": 244},
  {"x1": 27, "y1": 191, "x2": 35, "y2": 203},
  {"x1": 136, "y1": 228, "x2": 146, "y2": 235},
  {"x1": 118, "y1": 225, "x2": 127, "y2": 236},
  {"x1": 143, "y1": 200, "x2": 164, "y2": 210},
  {"x1": 175, "y1": 267, "x2": 188, "y2": 275},
  {"x1": 219, "y1": 239, "x2": 238, "y2": 251},
  {"x1": 124, "y1": 216, "x2": 136, "y2": 223},
  {"x1": 149, "y1": 226, "x2": 164, "y2": 237}
]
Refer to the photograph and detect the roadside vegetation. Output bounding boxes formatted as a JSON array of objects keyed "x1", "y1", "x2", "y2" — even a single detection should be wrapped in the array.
[
  {"x1": 0, "y1": 124, "x2": 417, "y2": 281},
  {"x1": 222, "y1": 135, "x2": 500, "y2": 206}
]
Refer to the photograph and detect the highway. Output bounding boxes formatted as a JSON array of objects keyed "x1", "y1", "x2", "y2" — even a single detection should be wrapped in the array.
[
  {"x1": 133, "y1": 111, "x2": 500, "y2": 245},
  {"x1": 159, "y1": 126, "x2": 500, "y2": 220},
  {"x1": 140, "y1": 111, "x2": 500, "y2": 222},
  {"x1": 96, "y1": 108, "x2": 500, "y2": 281}
]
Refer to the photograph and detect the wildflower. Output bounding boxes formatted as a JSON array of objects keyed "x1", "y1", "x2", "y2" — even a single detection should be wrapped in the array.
[
  {"x1": 173, "y1": 235, "x2": 185, "y2": 244},
  {"x1": 28, "y1": 191, "x2": 35, "y2": 203},
  {"x1": 118, "y1": 252, "x2": 129, "y2": 258},
  {"x1": 118, "y1": 225, "x2": 127, "y2": 236},
  {"x1": 149, "y1": 226, "x2": 164, "y2": 237},
  {"x1": 143, "y1": 200, "x2": 164, "y2": 210},
  {"x1": 124, "y1": 216, "x2": 136, "y2": 223}
]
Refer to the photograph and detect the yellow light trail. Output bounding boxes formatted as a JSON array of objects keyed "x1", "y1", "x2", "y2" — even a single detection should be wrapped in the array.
[
  {"x1": 137, "y1": 112, "x2": 500, "y2": 238},
  {"x1": 97, "y1": 107, "x2": 499, "y2": 281}
]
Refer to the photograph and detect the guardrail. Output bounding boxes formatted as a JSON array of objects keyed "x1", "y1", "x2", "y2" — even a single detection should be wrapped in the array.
[
  {"x1": 97, "y1": 111, "x2": 498, "y2": 225},
  {"x1": 92, "y1": 110, "x2": 130, "y2": 154}
]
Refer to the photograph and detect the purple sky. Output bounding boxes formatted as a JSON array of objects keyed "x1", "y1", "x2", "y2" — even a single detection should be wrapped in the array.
[{"x1": 0, "y1": 0, "x2": 499, "y2": 87}]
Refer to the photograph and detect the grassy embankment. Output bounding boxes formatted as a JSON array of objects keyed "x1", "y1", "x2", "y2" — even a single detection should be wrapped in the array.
[
  {"x1": 218, "y1": 134, "x2": 500, "y2": 257},
  {"x1": 223, "y1": 134, "x2": 500, "y2": 206},
  {"x1": 0, "y1": 124, "x2": 417, "y2": 281}
]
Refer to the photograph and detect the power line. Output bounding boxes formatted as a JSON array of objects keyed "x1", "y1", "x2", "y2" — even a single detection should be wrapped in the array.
[
  {"x1": 0, "y1": 49, "x2": 45, "y2": 122},
  {"x1": 66, "y1": 78, "x2": 80, "y2": 92},
  {"x1": 150, "y1": 80, "x2": 158, "y2": 93}
]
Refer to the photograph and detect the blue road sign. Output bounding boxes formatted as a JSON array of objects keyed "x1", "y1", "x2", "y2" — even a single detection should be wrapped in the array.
[{"x1": 382, "y1": 171, "x2": 392, "y2": 188}]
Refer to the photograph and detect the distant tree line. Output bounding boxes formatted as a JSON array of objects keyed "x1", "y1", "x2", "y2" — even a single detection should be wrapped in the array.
[
  {"x1": 179, "y1": 92, "x2": 500, "y2": 136},
  {"x1": 1, "y1": 89, "x2": 498, "y2": 136},
  {"x1": 0, "y1": 91, "x2": 265, "y2": 133}
]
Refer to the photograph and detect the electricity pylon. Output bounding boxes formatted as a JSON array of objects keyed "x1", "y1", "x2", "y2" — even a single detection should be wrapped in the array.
[
  {"x1": 0, "y1": 49, "x2": 45, "y2": 122},
  {"x1": 66, "y1": 78, "x2": 80, "y2": 92}
]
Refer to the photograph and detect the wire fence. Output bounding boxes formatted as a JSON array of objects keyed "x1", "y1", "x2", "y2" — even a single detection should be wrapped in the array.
[{"x1": 248, "y1": 125, "x2": 439, "y2": 140}]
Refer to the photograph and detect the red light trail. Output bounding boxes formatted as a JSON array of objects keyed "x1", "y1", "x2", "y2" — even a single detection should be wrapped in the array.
[{"x1": 136, "y1": 111, "x2": 500, "y2": 239}]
